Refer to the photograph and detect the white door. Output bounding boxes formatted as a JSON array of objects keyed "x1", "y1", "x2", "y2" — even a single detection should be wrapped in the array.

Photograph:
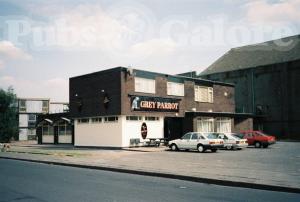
[{"x1": 187, "y1": 133, "x2": 199, "y2": 149}]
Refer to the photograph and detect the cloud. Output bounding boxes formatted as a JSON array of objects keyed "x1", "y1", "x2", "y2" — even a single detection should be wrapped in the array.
[
  {"x1": 0, "y1": 76, "x2": 68, "y2": 102},
  {"x1": 24, "y1": 3, "x2": 177, "y2": 62},
  {"x1": 0, "y1": 60, "x2": 4, "y2": 70},
  {"x1": 246, "y1": 0, "x2": 300, "y2": 25},
  {"x1": 0, "y1": 41, "x2": 32, "y2": 60}
]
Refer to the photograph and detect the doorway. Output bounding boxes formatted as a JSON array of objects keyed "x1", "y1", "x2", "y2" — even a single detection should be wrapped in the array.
[{"x1": 164, "y1": 117, "x2": 183, "y2": 140}]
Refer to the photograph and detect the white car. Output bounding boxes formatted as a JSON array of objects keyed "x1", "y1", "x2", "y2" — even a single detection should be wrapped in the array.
[
  {"x1": 168, "y1": 132, "x2": 224, "y2": 153},
  {"x1": 217, "y1": 133, "x2": 248, "y2": 150}
]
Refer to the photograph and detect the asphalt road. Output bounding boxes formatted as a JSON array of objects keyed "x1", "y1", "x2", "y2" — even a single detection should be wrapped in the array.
[{"x1": 0, "y1": 159, "x2": 299, "y2": 202}]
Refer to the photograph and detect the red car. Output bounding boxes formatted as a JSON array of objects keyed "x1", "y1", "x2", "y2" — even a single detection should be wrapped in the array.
[{"x1": 238, "y1": 130, "x2": 276, "y2": 148}]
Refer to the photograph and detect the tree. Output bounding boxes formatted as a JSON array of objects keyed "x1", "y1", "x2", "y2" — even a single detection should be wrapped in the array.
[{"x1": 0, "y1": 86, "x2": 18, "y2": 142}]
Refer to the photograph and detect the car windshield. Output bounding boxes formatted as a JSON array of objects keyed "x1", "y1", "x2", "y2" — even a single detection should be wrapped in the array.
[
  {"x1": 229, "y1": 133, "x2": 241, "y2": 139},
  {"x1": 233, "y1": 133, "x2": 244, "y2": 139},
  {"x1": 205, "y1": 133, "x2": 219, "y2": 139},
  {"x1": 256, "y1": 131, "x2": 268, "y2": 136}
]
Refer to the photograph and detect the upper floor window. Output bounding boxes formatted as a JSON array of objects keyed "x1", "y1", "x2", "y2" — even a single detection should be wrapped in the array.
[
  {"x1": 167, "y1": 82, "x2": 184, "y2": 96},
  {"x1": 42, "y1": 101, "x2": 49, "y2": 113},
  {"x1": 194, "y1": 86, "x2": 213, "y2": 103},
  {"x1": 19, "y1": 100, "x2": 26, "y2": 112},
  {"x1": 135, "y1": 77, "x2": 156, "y2": 94}
]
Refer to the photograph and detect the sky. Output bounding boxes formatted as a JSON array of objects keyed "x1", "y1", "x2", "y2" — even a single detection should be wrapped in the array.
[{"x1": 0, "y1": 0, "x2": 299, "y2": 102}]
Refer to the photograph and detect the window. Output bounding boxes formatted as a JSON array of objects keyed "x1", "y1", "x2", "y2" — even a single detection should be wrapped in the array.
[
  {"x1": 28, "y1": 129, "x2": 36, "y2": 135},
  {"x1": 126, "y1": 116, "x2": 142, "y2": 121},
  {"x1": 191, "y1": 133, "x2": 198, "y2": 140},
  {"x1": 42, "y1": 101, "x2": 49, "y2": 113},
  {"x1": 19, "y1": 100, "x2": 26, "y2": 112},
  {"x1": 78, "y1": 118, "x2": 89, "y2": 124},
  {"x1": 28, "y1": 114, "x2": 36, "y2": 127},
  {"x1": 194, "y1": 86, "x2": 213, "y2": 103},
  {"x1": 91, "y1": 117, "x2": 102, "y2": 123},
  {"x1": 59, "y1": 125, "x2": 66, "y2": 135},
  {"x1": 42, "y1": 125, "x2": 53, "y2": 136},
  {"x1": 28, "y1": 122, "x2": 36, "y2": 127},
  {"x1": 66, "y1": 125, "x2": 72, "y2": 135},
  {"x1": 216, "y1": 118, "x2": 231, "y2": 133},
  {"x1": 28, "y1": 114, "x2": 36, "y2": 121},
  {"x1": 42, "y1": 126, "x2": 49, "y2": 135},
  {"x1": 104, "y1": 116, "x2": 118, "y2": 122},
  {"x1": 167, "y1": 82, "x2": 184, "y2": 96},
  {"x1": 145, "y1": 116, "x2": 159, "y2": 121},
  {"x1": 135, "y1": 77, "x2": 156, "y2": 94},
  {"x1": 205, "y1": 133, "x2": 219, "y2": 139},
  {"x1": 196, "y1": 117, "x2": 214, "y2": 132},
  {"x1": 182, "y1": 133, "x2": 192, "y2": 140}
]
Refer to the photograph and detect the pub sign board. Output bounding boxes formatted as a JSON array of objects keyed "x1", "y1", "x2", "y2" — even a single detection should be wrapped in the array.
[{"x1": 131, "y1": 96, "x2": 180, "y2": 112}]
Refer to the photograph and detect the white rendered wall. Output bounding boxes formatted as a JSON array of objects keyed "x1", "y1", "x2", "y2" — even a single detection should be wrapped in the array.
[
  {"x1": 19, "y1": 129, "x2": 28, "y2": 140},
  {"x1": 49, "y1": 103, "x2": 67, "y2": 113},
  {"x1": 19, "y1": 114, "x2": 28, "y2": 127},
  {"x1": 26, "y1": 100, "x2": 43, "y2": 113},
  {"x1": 121, "y1": 116, "x2": 164, "y2": 147},
  {"x1": 74, "y1": 119, "x2": 122, "y2": 147},
  {"x1": 58, "y1": 135, "x2": 72, "y2": 144},
  {"x1": 42, "y1": 135, "x2": 54, "y2": 143}
]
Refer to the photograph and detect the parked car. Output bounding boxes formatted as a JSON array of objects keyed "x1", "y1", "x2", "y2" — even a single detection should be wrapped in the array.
[
  {"x1": 217, "y1": 133, "x2": 248, "y2": 150},
  {"x1": 237, "y1": 130, "x2": 276, "y2": 148},
  {"x1": 168, "y1": 132, "x2": 224, "y2": 153}
]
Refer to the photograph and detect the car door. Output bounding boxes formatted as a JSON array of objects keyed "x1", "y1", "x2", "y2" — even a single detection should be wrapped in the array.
[
  {"x1": 245, "y1": 132, "x2": 255, "y2": 145},
  {"x1": 178, "y1": 133, "x2": 192, "y2": 149},
  {"x1": 188, "y1": 133, "x2": 199, "y2": 149},
  {"x1": 219, "y1": 134, "x2": 229, "y2": 146}
]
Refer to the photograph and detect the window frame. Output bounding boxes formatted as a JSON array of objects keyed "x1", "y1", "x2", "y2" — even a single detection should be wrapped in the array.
[
  {"x1": 216, "y1": 117, "x2": 232, "y2": 133},
  {"x1": 167, "y1": 82, "x2": 185, "y2": 97},
  {"x1": 196, "y1": 117, "x2": 214, "y2": 132},
  {"x1": 91, "y1": 117, "x2": 102, "y2": 123},
  {"x1": 42, "y1": 101, "x2": 49, "y2": 113},
  {"x1": 134, "y1": 77, "x2": 156, "y2": 94},
  {"x1": 194, "y1": 85, "x2": 214, "y2": 103},
  {"x1": 145, "y1": 116, "x2": 160, "y2": 121},
  {"x1": 78, "y1": 118, "x2": 90, "y2": 124},
  {"x1": 104, "y1": 116, "x2": 118, "y2": 123},
  {"x1": 126, "y1": 116, "x2": 142, "y2": 121},
  {"x1": 19, "y1": 100, "x2": 26, "y2": 112}
]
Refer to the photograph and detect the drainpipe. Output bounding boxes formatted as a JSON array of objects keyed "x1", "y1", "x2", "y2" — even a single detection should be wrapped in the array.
[{"x1": 251, "y1": 68, "x2": 255, "y2": 114}]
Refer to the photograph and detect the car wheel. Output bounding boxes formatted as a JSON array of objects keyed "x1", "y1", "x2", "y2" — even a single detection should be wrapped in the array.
[
  {"x1": 197, "y1": 144, "x2": 205, "y2": 153},
  {"x1": 254, "y1": 142, "x2": 261, "y2": 148},
  {"x1": 226, "y1": 146, "x2": 232, "y2": 150},
  {"x1": 211, "y1": 148, "x2": 217, "y2": 153},
  {"x1": 170, "y1": 144, "x2": 178, "y2": 151}
]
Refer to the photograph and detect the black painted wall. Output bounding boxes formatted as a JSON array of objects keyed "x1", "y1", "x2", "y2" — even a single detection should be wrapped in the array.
[
  {"x1": 201, "y1": 59, "x2": 300, "y2": 140},
  {"x1": 69, "y1": 67, "x2": 122, "y2": 118}
]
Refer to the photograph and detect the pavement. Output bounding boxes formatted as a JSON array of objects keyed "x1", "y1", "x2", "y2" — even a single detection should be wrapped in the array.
[{"x1": 0, "y1": 141, "x2": 300, "y2": 193}]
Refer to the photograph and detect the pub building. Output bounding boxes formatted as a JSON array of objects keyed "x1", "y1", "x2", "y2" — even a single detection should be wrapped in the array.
[{"x1": 69, "y1": 67, "x2": 253, "y2": 148}]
